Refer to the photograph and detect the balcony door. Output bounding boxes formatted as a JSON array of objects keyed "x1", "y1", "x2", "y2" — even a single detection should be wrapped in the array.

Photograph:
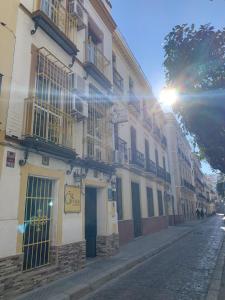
[
  {"x1": 131, "y1": 182, "x2": 142, "y2": 238},
  {"x1": 130, "y1": 126, "x2": 137, "y2": 162},
  {"x1": 145, "y1": 139, "x2": 150, "y2": 168}
]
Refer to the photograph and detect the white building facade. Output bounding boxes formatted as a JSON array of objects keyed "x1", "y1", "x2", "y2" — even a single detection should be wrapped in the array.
[{"x1": 0, "y1": 0, "x2": 119, "y2": 297}]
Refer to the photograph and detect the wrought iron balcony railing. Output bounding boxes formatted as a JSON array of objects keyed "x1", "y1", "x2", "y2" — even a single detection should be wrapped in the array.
[
  {"x1": 23, "y1": 97, "x2": 74, "y2": 149},
  {"x1": 153, "y1": 123, "x2": 161, "y2": 139},
  {"x1": 166, "y1": 172, "x2": 171, "y2": 184},
  {"x1": 113, "y1": 67, "x2": 124, "y2": 92},
  {"x1": 129, "y1": 148, "x2": 145, "y2": 168},
  {"x1": 32, "y1": 0, "x2": 77, "y2": 54},
  {"x1": 84, "y1": 41, "x2": 111, "y2": 87},
  {"x1": 128, "y1": 92, "x2": 141, "y2": 113},
  {"x1": 181, "y1": 178, "x2": 195, "y2": 192},
  {"x1": 157, "y1": 166, "x2": 166, "y2": 180},
  {"x1": 146, "y1": 159, "x2": 157, "y2": 175},
  {"x1": 143, "y1": 110, "x2": 152, "y2": 129}
]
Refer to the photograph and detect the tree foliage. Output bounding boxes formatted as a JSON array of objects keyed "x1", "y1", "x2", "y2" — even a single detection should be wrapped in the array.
[{"x1": 164, "y1": 24, "x2": 225, "y2": 173}]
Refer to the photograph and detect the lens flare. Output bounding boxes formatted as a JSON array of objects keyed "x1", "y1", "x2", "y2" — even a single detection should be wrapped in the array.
[{"x1": 159, "y1": 88, "x2": 178, "y2": 106}]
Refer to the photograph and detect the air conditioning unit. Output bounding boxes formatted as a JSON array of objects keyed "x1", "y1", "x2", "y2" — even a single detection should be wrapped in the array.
[
  {"x1": 71, "y1": 95, "x2": 89, "y2": 119},
  {"x1": 69, "y1": 0, "x2": 85, "y2": 30},
  {"x1": 70, "y1": 73, "x2": 86, "y2": 97}
]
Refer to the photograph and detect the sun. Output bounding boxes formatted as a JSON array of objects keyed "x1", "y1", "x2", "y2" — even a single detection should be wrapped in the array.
[{"x1": 159, "y1": 88, "x2": 178, "y2": 106}]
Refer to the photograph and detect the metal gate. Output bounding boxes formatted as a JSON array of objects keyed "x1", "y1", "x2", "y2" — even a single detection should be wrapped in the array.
[{"x1": 22, "y1": 176, "x2": 53, "y2": 271}]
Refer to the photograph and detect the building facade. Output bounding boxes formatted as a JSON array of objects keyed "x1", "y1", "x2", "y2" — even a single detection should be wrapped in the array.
[
  {"x1": 165, "y1": 113, "x2": 196, "y2": 224},
  {"x1": 0, "y1": 0, "x2": 119, "y2": 297},
  {"x1": 112, "y1": 32, "x2": 172, "y2": 245}
]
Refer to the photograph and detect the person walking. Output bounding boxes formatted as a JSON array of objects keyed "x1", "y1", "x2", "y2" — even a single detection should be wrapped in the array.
[
  {"x1": 196, "y1": 208, "x2": 200, "y2": 219},
  {"x1": 200, "y1": 208, "x2": 204, "y2": 219}
]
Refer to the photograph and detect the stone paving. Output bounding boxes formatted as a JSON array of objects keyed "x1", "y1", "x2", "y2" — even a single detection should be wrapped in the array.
[{"x1": 83, "y1": 216, "x2": 224, "y2": 300}]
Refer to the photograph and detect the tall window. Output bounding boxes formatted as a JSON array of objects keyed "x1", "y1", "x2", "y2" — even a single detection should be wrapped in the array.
[
  {"x1": 116, "y1": 177, "x2": 123, "y2": 220},
  {"x1": 145, "y1": 139, "x2": 150, "y2": 165},
  {"x1": 163, "y1": 156, "x2": 166, "y2": 170},
  {"x1": 155, "y1": 149, "x2": 159, "y2": 166},
  {"x1": 27, "y1": 48, "x2": 73, "y2": 147},
  {"x1": 157, "y1": 190, "x2": 164, "y2": 216},
  {"x1": 87, "y1": 84, "x2": 111, "y2": 161},
  {"x1": 130, "y1": 126, "x2": 137, "y2": 162},
  {"x1": 147, "y1": 187, "x2": 154, "y2": 217}
]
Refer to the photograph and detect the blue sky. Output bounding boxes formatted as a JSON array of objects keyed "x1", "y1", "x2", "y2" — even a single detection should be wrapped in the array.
[{"x1": 111, "y1": 0, "x2": 225, "y2": 174}]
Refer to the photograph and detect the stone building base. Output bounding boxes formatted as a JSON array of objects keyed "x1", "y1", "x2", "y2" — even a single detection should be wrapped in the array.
[
  {"x1": 118, "y1": 220, "x2": 134, "y2": 245},
  {"x1": 168, "y1": 215, "x2": 185, "y2": 225},
  {"x1": 142, "y1": 216, "x2": 168, "y2": 236},
  {"x1": 96, "y1": 234, "x2": 119, "y2": 256},
  {"x1": 0, "y1": 241, "x2": 85, "y2": 299}
]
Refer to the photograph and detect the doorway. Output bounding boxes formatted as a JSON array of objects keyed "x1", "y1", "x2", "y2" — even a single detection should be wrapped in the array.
[
  {"x1": 131, "y1": 182, "x2": 142, "y2": 237},
  {"x1": 85, "y1": 187, "x2": 97, "y2": 257}
]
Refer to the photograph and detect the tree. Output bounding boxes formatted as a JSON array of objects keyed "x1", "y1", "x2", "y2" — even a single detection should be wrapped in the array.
[{"x1": 163, "y1": 24, "x2": 225, "y2": 172}]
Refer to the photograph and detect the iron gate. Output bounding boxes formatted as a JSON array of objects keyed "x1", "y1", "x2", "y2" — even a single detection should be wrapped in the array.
[{"x1": 22, "y1": 176, "x2": 53, "y2": 271}]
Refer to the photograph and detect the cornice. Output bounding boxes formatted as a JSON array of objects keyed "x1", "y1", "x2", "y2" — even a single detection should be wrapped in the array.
[
  {"x1": 113, "y1": 31, "x2": 151, "y2": 92},
  {"x1": 90, "y1": 0, "x2": 116, "y2": 33}
]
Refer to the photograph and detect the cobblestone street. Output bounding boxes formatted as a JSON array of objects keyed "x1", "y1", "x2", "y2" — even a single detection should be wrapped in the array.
[{"x1": 83, "y1": 216, "x2": 224, "y2": 300}]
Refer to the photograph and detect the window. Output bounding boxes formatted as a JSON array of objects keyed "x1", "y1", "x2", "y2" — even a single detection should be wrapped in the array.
[
  {"x1": 112, "y1": 52, "x2": 116, "y2": 68},
  {"x1": 116, "y1": 177, "x2": 123, "y2": 220},
  {"x1": 0, "y1": 73, "x2": 3, "y2": 95},
  {"x1": 157, "y1": 190, "x2": 164, "y2": 216},
  {"x1": 147, "y1": 187, "x2": 154, "y2": 217},
  {"x1": 25, "y1": 48, "x2": 73, "y2": 147},
  {"x1": 155, "y1": 149, "x2": 159, "y2": 166},
  {"x1": 129, "y1": 77, "x2": 134, "y2": 93},
  {"x1": 87, "y1": 84, "x2": 111, "y2": 161},
  {"x1": 163, "y1": 156, "x2": 166, "y2": 170},
  {"x1": 145, "y1": 139, "x2": 150, "y2": 163}
]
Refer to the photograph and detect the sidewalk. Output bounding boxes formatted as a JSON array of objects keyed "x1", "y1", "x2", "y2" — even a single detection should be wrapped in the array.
[{"x1": 17, "y1": 219, "x2": 207, "y2": 300}]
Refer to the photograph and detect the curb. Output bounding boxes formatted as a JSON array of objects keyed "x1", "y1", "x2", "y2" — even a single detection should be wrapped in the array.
[
  {"x1": 50, "y1": 225, "x2": 198, "y2": 300},
  {"x1": 206, "y1": 232, "x2": 225, "y2": 300}
]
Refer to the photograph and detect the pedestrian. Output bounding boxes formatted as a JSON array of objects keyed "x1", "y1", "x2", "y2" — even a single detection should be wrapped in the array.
[
  {"x1": 196, "y1": 208, "x2": 200, "y2": 219},
  {"x1": 200, "y1": 208, "x2": 204, "y2": 219}
]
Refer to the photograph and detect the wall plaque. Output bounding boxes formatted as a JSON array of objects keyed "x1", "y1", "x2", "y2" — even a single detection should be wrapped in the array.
[
  {"x1": 6, "y1": 151, "x2": 16, "y2": 168},
  {"x1": 64, "y1": 185, "x2": 81, "y2": 213}
]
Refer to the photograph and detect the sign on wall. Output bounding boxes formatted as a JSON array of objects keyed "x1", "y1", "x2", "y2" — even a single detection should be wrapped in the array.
[
  {"x1": 64, "y1": 185, "x2": 81, "y2": 213},
  {"x1": 6, "y1": 151, "x2": 16, "y2": 168}
]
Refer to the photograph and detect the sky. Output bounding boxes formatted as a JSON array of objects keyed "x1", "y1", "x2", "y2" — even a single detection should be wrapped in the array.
[{"x1": 111, "y1": 0, "x2": 225, "y2": 174}]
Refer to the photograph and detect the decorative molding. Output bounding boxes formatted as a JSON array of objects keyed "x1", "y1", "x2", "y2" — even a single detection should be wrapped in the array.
[{"x1": 113, "y1": 31, "x2": 151, "y2": 91}]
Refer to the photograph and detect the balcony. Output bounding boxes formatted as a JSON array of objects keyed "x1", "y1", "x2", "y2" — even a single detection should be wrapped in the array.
[
  {"x1": 166, "y1": 172, "x2": 171, "y2": 184},
  {"x1": 114, "y1": 137, "x2": 128, "y2": 165},
  {"x1": 157, "y1": 166, "x2": 166, "y2": 180},
  {"x1": 161, "y1": 135, "x2": 167, "y2": 148},
  {"x1": 146, "y1": 159, "x2": 157, "y2": 175},
  {"x1": 143, "y1": 110, "x2": 152, "y2": 130},
  {"x1": 32, "y1": 0, "x2": 78, "y2": 57},
  {"x1": 84, "y1": 41, "x2": 111, "y2": 89},
  {"x1": 129, "y1": 149, "x2": 145, "y2": 168},
  {"x1": 22, "y1": 97, "x2": 76, "y2": 160},
  {"x1": 153, "y1": 123, "x2": 161, "y2": 140},
  {"x1": 128, "y1": 92, "x2": 141, "y2": 114},
  {"x1": 113, "y1": 68, "x2": 124, "y2": 93},
  {"x1": 182, "y1": 178, "x2": 195, "y2": 192}
]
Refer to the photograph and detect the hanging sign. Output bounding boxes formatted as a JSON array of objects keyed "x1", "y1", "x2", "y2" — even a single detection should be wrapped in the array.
[{"x1": 64, "y1": 185, "x2": 81, "y2": 213}]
